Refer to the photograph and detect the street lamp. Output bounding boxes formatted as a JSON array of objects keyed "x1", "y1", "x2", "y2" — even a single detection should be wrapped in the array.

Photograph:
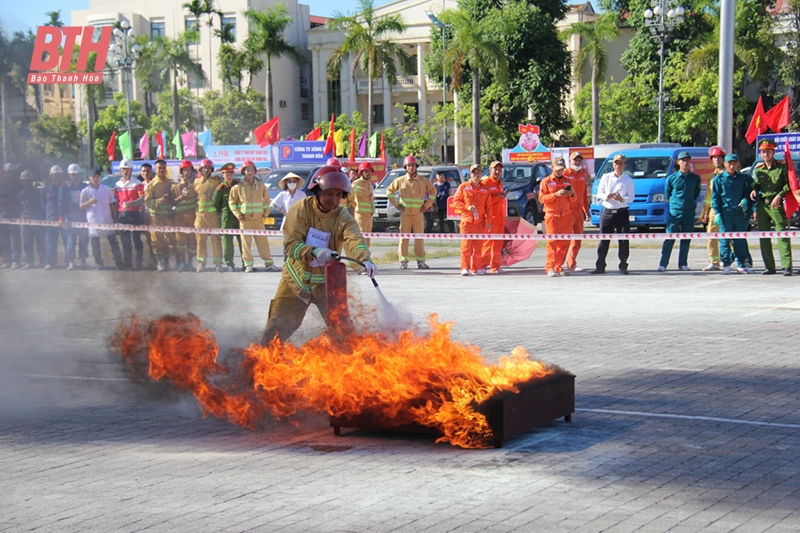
[
  {"x1": 109, "y1": 20, "x2": 141, "y2": 156},
  {"x1": 427, "y1": 3, "x2": 449, "y2": 164},
  {"x1": 644, "y1": 0, "x2": 684, "y2": 143}
]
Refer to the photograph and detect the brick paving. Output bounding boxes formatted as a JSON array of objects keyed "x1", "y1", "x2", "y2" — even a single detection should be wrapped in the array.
[{"x1": 1, "y1": 241, "x2": 799, "y2": 532}]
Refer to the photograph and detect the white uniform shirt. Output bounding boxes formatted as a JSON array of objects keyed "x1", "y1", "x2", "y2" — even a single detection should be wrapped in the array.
[
  {"x1": 80, "y1": 184, "x2": 117, "y2": 237},
  {"x1": 270, "y1": 189, "x2": 307, "y2": 230},
  {"x1": 596, "y1": 171, "x2": 635, "y2": 209}
]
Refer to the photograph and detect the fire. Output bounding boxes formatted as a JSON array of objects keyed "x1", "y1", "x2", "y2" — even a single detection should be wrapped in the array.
[{"x1": 111, "y1": 313, "x2": 556, "y2": 448}]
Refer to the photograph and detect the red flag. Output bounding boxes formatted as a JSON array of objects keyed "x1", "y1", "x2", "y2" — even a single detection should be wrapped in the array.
[
  {"x1": 765, "y1": 96, "x2": 791, "y2": 133},
  {"x1": 106, "y1": 130, "x2": 117, "y2": 161},
  {"x1": 156, "y1": 130, "x2": 165, "y2": 158},
  {"x1": 785, "y1": 140, "x2": 800, "y2": 220},
  {"x1": 323, "y1": 114, "x2": 335, "y2": 156},
  {"x1": 254, "y1": 117, "x2": 280, "y2": 148},
  {"x1": 745, "y1": 96, "x2": 768, "y2": 145},
  {"x1": 306, "y1": 126, "x2": 321, "y2": 141},
  {"x1": 348, "y1": 127, "x2": 357, "y2": 165},
  {"x1": 380, "y1": 130, "x2": 386, "y2": 162}
]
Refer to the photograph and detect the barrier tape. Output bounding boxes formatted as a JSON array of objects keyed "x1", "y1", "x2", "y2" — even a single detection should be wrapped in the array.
[{"x1": 1, "y1": 218, "x2": 799, "y2": 241}]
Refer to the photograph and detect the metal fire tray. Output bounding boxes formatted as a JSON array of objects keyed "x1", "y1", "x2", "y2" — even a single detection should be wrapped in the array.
[{"x1": 330, "y1": 371, "x2": 575, "y2": 447}]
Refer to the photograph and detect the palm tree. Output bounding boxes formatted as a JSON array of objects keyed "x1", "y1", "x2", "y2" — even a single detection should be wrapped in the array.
[
  {"x1": 326, "y1": 0, "x2": 413, "y2": 140},
  {"x1": 245, "y1": 4, "x2": 307, "y2": 121},
  {"x1": 441, "y1": 7, "x2": 508, "y2": 165},
  {"x1": 563, "y1": 12, "x2": 620, "y2": 146},
  {"x1": 201, "y1": 0, "x2": 222, "y2": 90},
  {"x1": 215, "y1": 22, "x2": 236, "y2": 44},
  {"x1": 45, "y1": 10, "x2": 64, "y2": 28}
]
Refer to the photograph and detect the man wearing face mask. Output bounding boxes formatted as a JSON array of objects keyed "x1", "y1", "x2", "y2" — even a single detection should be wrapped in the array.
[{"x1": 260, "y1": 165, "x2": 376, "y2": 344}]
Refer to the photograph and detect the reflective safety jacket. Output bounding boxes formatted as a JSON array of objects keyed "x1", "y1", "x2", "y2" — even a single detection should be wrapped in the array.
[
  {"x1": 194, "y1": 176, "x2": 222, "y2": 215},
  {"x1": 229, "y1": 178, "x2": 269, "y2": 221},
  {"x1": 283, "y1": 196, "x2": 370, "y2": 303},
  {"x1": 386, "y1": 173, "x2": 437, "y2": 215},
  {"x1": 352, "y1": 178, "x2": 374, "y2": 214},
  {"x1": 563, "y1": 167, "x2": 589, "y2": 215},
  {"x1": 711, "y1": 171, "x2": 754, "y2": 215},
  {"x1": 481, "y1": 176, "x2": 505, "y2": 221},
  {"x1": 144, "y1": 176, "x2": 175, "y2": 217},
  {"x1": 538, "y1": 174, "x2": 576, "y2": 217},
  {"x1": 752, "y1": 160, "x2": 790, "y2": 202},
  {"x1": 451, "y1": 180, "x2": 492, "y2": 224},
  {"x1": 172, "y1": 178, "x2": 198, "y2": 216},
  {"x1": 664, "y1": 170, "x2": 701, "y2": 217},
  {"x1": 702, "y1": 169, "x2": 723, "y2": 217}
]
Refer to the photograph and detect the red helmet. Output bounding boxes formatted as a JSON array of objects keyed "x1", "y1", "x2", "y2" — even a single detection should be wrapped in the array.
[
  {"x1": 308, "y1": 165, "x2": 351, "y2": 197},
  {"x1": 200, "y1": 159, "x2": 214, "y2": 170},
  {"x1": 358, "y1": 161, "x2": 374, "y2": 172},
  {"x1": 708, "y1": 146, "x2": 727, "y2": 158},
  {"x1": 326, "y1": 157, "x2": 342, "y2": 167},
  {"x1": 403, "y1": 155, "x2": 418, "y2": 167},
  {"x1": 241, "y1": 160, "x2": 256, "y2": 172},
  {"x1": 179, "y1": 160, "x2": 193, "y2": 170}
]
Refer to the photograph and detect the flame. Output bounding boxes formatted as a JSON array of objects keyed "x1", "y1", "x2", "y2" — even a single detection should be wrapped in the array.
[{"x1": 111, "y1": 313, "x2": 555, "y2": 448}]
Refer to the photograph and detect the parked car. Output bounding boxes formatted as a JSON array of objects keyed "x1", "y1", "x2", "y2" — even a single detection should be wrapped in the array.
[
  {"x1": 481, "y1": 162, "x2": 551, "y2": 225},
  {"x1": 373, "y1": 165, "x2": 462, "y2": 231}
]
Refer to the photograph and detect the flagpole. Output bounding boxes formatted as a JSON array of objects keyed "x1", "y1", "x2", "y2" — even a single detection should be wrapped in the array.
[{"x1": 718, "y1": 0, "x2": 735, "y2": 153}]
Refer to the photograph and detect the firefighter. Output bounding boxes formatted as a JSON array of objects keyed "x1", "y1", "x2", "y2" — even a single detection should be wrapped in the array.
[
  {"x1": 386, "y1": 155, "x2": 437, "y2": 269},
  {"x1": 260, "y1": 165, "x2": 376, "y2": 344},
  {"x1": 750, "y1": 139, "x2": 793, "y2": 276},
  {"x1": 213, "y1": 163, "x2": 242, "y2": 272},
  {"x1": 143, "y1": 159, "x2": 175, "y2": 272},
  {"x1": 539, "y1": 157, "x2": 576, "y2": 277},
  {"x1": 563, "y1": 152, "x2": 590, "y2": 271},
  {"x1": 352, "y1": 161, "x2": 375, "y2": 243},
  {"x1": 229, "y1": 160, "x2": 278, "y2": 273},
  {"x1": 452, "y1": 164, "x2": 492, "y2": 276},
  {"x1": 481, "y1": 161, "x2": 506, "y2": 274},
  {"x1": 193, "y1": 159, "x2": 223, "y2": 273},
  {"x1": 171, "y1": 160, "x2": 198, "y2": 271}
]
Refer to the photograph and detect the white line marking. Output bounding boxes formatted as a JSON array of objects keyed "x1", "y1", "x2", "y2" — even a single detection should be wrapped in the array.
[
  {"x1": 697, "y1": 336, "x2": 750, "y2": 341},
  {"x1": 577, "y1": 408, "x2": 800, "y2": 429},
  {"x1": 15, "y1": 373, "x2": 129, "y2": 382},
  {"x1": 655, "y1": 367, "x2": 705, "y2": 372}
]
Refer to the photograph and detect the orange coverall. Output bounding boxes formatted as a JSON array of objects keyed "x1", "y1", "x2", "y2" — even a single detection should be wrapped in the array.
[
  {"x1": 538, "y1": 174, "x2": 576, "y2": 273},
  {"x1": 562, "y1": 167, "x2": 589, "y2": 269},
  {"x1": 451, "y1": 180, "x2": 492, "y2": 272},
  {"x1": 481, "y1": 175, "x2": 505, "y2": 271}
]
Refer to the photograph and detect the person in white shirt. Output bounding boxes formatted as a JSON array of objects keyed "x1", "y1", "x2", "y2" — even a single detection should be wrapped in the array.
[
  {"x1": 591, "y1": 153, "x2": 635, "y2": 275},
  {"x1": 270, "y1": 173, "x2": 307, "y2": 231},
  {"x1": 80, "y1": 169, "x2": 123, "y2": 270}
]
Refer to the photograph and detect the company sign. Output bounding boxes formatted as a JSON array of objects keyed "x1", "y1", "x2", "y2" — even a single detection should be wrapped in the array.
[
  {"x1": 28, "y1": 26, "x2": 112, "y2": 85},
  {"x1": 277, "y1": 141, "x2": 328, "y2": 165}
]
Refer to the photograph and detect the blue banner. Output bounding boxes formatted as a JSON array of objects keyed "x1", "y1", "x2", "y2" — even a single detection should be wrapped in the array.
[
  {"x1": 756, "y1": 132, "x2": 800, "y2": 152},
  {"x1": 277, "y1": 141, "x2": 327, "y2": 165}
]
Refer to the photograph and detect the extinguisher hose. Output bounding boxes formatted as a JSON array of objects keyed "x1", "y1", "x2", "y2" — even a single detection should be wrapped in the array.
[{"x1": 332, "y1": 253, "x2": 379, "y2": 288}]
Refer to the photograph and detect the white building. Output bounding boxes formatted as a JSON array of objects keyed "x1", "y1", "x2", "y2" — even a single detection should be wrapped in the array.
[{"x1": 71, "y1": 0, "x2": 316, "y2": 139}]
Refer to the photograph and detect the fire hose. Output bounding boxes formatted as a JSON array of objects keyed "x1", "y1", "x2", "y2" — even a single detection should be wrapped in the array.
[{"x1": 332, "y1": 253, "x2": 379, "y2": 288}]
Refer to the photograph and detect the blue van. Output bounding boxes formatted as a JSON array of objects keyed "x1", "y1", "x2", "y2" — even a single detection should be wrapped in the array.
[{"x1": 589, "y1": 147, "x2": 714, "y2": 229}]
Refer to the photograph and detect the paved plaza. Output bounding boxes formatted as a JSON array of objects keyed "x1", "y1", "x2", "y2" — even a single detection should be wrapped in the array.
[{"x1": 1, "y1": 239, "x2": 799, "y2": 532}]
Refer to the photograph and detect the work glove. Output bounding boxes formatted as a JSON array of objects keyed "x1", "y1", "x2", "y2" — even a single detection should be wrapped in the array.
[
  {"x1": 714, "y1": 214, "x2": 722, "y2": 227},
  {"x1": 363, "y1": 261, "x2": 378, "y2": 278},
  {"x1": 313, "y1": 247, "x2": 333, "y2": 264}
]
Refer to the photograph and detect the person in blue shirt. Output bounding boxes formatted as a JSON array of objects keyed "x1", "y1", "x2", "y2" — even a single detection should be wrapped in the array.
[
  {"x1": 434, "y1": 171, "x2": 452, "y2": 233},
  {"x1": 59, "y1": 164, "x2": 89, "y2": 270},
  {"x1": 41, "y1": 165, "x2": 66, "y2": 269},
  {"x1": 711, "y1": 154, "x2": 755, "y2": 275},
  {"x1": 18, "y1": 170, "x2": 45, "y2": 268},
  {"x1": 658, "y1": 151, "x2": 702, "y2": 271}
]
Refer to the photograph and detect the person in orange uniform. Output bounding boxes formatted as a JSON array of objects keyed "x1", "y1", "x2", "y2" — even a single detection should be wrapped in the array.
[
  {"x1": 452, "y1": 164, "x2": 493, "y2": 276},
  {"x1": 481, "y1": 160, "x2": 506, "y2": 274},
  {"x1": 562, "y1": 152, "x2": 590, "y2": 271},
  {"x1": 538, "y1": 157, "x2": 576, "y2": 277}
]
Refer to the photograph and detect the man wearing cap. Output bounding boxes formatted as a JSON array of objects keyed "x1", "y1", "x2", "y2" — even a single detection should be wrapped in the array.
[
  {"x1": 42, "y1": 165, "x2": 66, "y2": 269},
  {"x1": 563, "y1": 152, "x2": 591, "y2": 271},
  {"x1": 115, "y1": 159, "x2": 145, "y2": 270},
  {"x1": 539, "y1": 157, "x2": 576, "y2": 276},
  {"x1": 481, "y1": 161, "x2": 506, "y2": 274},
  {"x1": 17, "y1": 170, "x2": 45, "y2": 268},
  {"x1": 386, "y1": 155, "x2": 437, "y2": 269},
  {"x1": 592, "y1": 153, "x2": 635, "y2": 275},
  {"x1": 80, "y1": 169, "x2": 124, "y2": 270},
  {"x1": 138, "y1": 163, "x2": 157, "y2": 268},
  {"x1": 712, "y1": 155, "x2": 755, "y2": 274},
  {"x1": 229, "y1": 160, "x2": 278, "y2": 273},
  {"x1": 701, "y1": 147, "x2": 726, "y2": 270},
  {"x1": 750, "y1": 139, "x2": 793, "y2": 275},
  {"x1": 171, "y1": 160, "x2": 198, "y2": 271},
  {"x1": 144, "y1": 159, "x2": 176, "y2": 272},
  {"x1": 0, "y1": 163, "x2": 22, "y2": 268},
  {"x1": 59, "y1": 164, "x2": 89, "y2": 270},
  {"x1": 193, "y1": 160, "x2": 223, "y2": 272},
  {"x1": 658, "y1": 151, "x2": 702, "y2": 272},
  {"x1": 214, "y1": 163, "x2": 242, "y2": 271},
  {"x1": 452, "y1": 164, "x2": 492, "y2": 275}
]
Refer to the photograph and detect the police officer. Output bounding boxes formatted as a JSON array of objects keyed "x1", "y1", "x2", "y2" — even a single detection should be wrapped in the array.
[
  {"x1": 658, "y1": 151, "x2": 701, "y2": 271},
  {"x1": 213, "y1": 162, "x2": 242, "y2": 272},
  {"x1": 750, "y1": 139, "x2": 793, "y2": 276}
]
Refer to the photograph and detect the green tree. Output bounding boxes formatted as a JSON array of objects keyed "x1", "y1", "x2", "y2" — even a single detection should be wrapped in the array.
[
  {"x1": 28, "y1": 114, "x2": 80, "y2": 167},
  {"x1": 441, "y1": 6, "x2": 508, "y2": 165},
  {"x1": 150, "y1": 88, "x2": 197, "y2": 134},
  {"x1": 0, "y1": 27, "x2": 36, "y2": 163},
  {"x1": 201, "y1": 88, "x2": 267, "y2": 144},
  {"x1": 90, "y1": 93, "x2": 151, "y2": 169},
  {"x1": 562, "y1": 12, "x2": 620, "y2": 145},
  {"x1": 45, "y1": 10, "x2": 64, "y2": 28},
  {"x1": 781, "y1": 0, "x2": 800, "y2": 127},
  {"x1": 217, "y1": 44, "x2": 263, "y2": 92},
  {"x1": 326, "y1": 0, "x2": 414, "y2": 140},
  {"x1": 244, "y1": 3, "x2": 307, "y2": 121}
]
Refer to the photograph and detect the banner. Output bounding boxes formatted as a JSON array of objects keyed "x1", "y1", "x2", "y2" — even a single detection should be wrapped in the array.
[
  {"x1": 277, "y1": 140, "x2": 327, "y2": 165},
  {"x1": 204, "y1": 145, "x2": 273, "y2": 168}
]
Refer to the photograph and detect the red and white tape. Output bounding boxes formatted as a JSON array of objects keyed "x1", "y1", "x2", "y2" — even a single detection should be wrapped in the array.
[{"x1": 2, "y1": 218, "x2": 799, "y2": 241}]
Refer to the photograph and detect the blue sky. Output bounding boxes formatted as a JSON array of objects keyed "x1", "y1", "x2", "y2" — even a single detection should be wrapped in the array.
[{"x1": 2, "y1": 0, "x2": 378, "y2": 34}]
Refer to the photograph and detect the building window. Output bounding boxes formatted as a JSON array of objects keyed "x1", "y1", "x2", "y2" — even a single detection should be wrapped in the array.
[
  {"x1": 185, "y1": 17, "x2": 199, "y2": 43},
  {"x1": 150, "y1": 19, "x2": 166, "y2": 38},
  {"x1": 187, "y1": 62, "x2": 204, "y2": 89},
  {"x1": 409, "y1": 55, "x2": 418, "y2": 75},
  {"x1": 221, "y1": 15, "x2": 236, "y2": 41},
  {"x1": 373, "y1": 104, "x2": 384, "y2": 125},
  {"x1": 327, "y1": 78, "x2": 341, "y2": 116},
  {"x1": 301, "y1": 103, "x2": 311, "y2": 120}
]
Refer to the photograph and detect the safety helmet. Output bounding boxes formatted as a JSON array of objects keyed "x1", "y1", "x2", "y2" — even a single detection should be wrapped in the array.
[
  {"x1": 403, "y1": 155, "x2": 418, "y2": 168},
  {"x1": 200, "y1": 159, "x2": 214, "y2": 170},
  {"x1": 326, "y1": 157, "x2": 342, "y2": 167},
  {"x1": 241, "y1": 160, "x2": 256, "y2": 172},
  {"x1": 358, "y1": 161, "x2": 374, "y2": 172},
  {"x1": 50, "y1": 165, "x2": 65, "y2": 175},
  {"x1": 67, "y1": 163, "x2": 82, "y2": 174},
  {"x1": 708, "y1": 146, "x2": 726, "y2": 158},
  {"x1": 308, "y1": 165, "x2": 351, "y2": 197},
  {"x1": 179, "y1": 160, "x2": 194, "y2": 170}
]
